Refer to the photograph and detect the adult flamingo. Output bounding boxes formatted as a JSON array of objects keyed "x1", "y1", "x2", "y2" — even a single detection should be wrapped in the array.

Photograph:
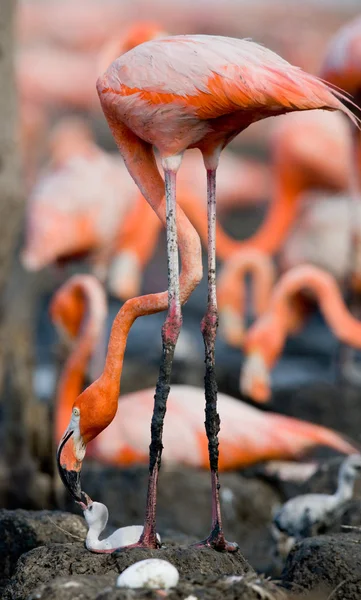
[
  {"x1": 51, "y1": 274, "x2": 358, "y2": 469},
  {"x1": 320, "y1": 15, "x2": 361, "y2": 183},
  {"x1": 21, "y1": 117, "x2": 163, "y2": 299},
  {"x1": 18, "y1": 22, "x2": 167, "y2": 115},
  {"x1": 241, "y1": 265, "x2": 361, "y2": 403},
  {"x1": 57, "y1": 34, "x2": 358, "y2": 553}
]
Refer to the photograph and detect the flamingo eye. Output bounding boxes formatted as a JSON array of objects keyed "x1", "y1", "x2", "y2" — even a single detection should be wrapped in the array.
[{"x1": 73, "y1": 407, "x2": 80, "y2": 417}]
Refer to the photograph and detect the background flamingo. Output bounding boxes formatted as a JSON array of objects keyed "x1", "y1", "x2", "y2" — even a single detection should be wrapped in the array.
[
  {"x1": 241, "y1": 265, "x2": 361, "y2": 403},
  {"x1": 51, "y1": 274, "x2": 358, "y2": 472}
]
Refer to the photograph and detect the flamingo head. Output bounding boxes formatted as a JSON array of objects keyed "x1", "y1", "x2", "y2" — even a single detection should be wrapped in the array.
[
  {"x1": 240, "y1": 349, "x2": 271, "y2": 404},
  {"x1": 57, "y1": 377, "x2": 118, "y2": 503}
]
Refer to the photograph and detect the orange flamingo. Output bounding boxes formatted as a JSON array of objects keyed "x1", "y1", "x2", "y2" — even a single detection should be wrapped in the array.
[
  {"x1": 57, "y1": 34, "x2": 357, "y2": 553},
  {"x1": 217, "y1": 249, "x2": 276, "y2": 348},
  {"x1": 51, "y1": 274, "x2": 358, "y2": 471},
  {"x1": 241, "y1": 264, "x2": 361, "y2": 404}
]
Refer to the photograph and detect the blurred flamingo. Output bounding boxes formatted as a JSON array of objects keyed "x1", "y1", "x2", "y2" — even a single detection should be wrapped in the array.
[
  {"x1": 319, "y1": 15, "x2": 361, "y2": 275},
  {"x1": 320, "y1": 15, "x2": 361, "y2": 111},
  {"x1": 51, "y1": 274, "x2": 358, "y2": 474},
  {"x1": 69, "y1": 33, "x2": 361, "y2": 553},
  {"x1": 217, "y1": 249, "x2": 276, "y2": 348},
  {"x1": 241, "y1": 265, "x2": 361, "y2": 404},
  {"x1": 17, "y1": 22, "x2": 167, "y2": 114},
  {"x1": 21, "y1": 118, "x2": 140, "y2": 281},
  {"x1": 280, "y1": 194, "x2": 361, "y2": 288}
]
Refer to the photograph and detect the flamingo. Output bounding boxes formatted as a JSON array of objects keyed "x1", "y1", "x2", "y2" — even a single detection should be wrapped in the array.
[
  {"x1": 319, "y1": 16, "x2": 361, "y2": 279},
  {"x1": 17, "y1": 22, "x2": 167, "y2": 114},
  {"x1": 21, "y1": 117, "x2": 161, "y2": 297},
  {"x1": 279, "y1": 194, "x2": 361, "y2": 288},
  {"x1": 51, "y1": 274, "x2": 358, "y2": 472},
  {"x1": 241, "y1": 264, "x2": 361, "y2": 404},
  {"x1": 272, "y1": 454, "x2": 361, "y2": 557},
  {"x1": 57, "y1": 34, "x2": 358, "y2": 552},
  {"x1": 320, "y1": 15, "x2": 361, "y2": 136},
  {"x1": 217, "y1": 249, "x2": 276, "y2": 348}
]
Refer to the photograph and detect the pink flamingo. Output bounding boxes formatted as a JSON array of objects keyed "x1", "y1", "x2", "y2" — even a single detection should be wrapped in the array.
[
  {"x1": 21, "y1": 117, "x2": 158, "y2": 297},
  {"x1": 57, "y1": 34, "x2": 357, "y2": 552},
  {"x1": 51, "y1": 274, "x2": 358, "y2": 471},
  {"x1": 241, "y1": 265, "x2": 361, "y2": 403},
  {"x1": 17, "y1": 22, "x2": 167, "y2": 114}
]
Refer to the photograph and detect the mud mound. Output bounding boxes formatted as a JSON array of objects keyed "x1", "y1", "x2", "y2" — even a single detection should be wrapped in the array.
[
  {"x1": 282, "y1": 532, "x2": 361, "y2": 600},
  {"x1": 4, "y1": 542, "x2": 251, "y2": 600}
]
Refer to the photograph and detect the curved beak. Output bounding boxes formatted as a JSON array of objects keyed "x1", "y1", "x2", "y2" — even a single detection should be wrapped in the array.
[{"x1": 56, "y1": 427, "x2": 87, "y2": 504}]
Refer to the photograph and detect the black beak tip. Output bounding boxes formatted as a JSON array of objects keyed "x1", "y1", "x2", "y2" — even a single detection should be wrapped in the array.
[
  {"x1": 56, "y1": 429, "x2": 83, "y2": 502},
  {"x1": 60, "y1": 467, "x2": 83, "y2": 502}
]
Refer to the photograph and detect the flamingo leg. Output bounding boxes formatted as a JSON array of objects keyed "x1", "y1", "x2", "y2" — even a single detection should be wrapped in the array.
[
  {"x1": 136, "y1": 163, "x2": 182, "y2": 549},
  {"x1": 196, "y1": 168, "x2": 238, "y2": 552}
]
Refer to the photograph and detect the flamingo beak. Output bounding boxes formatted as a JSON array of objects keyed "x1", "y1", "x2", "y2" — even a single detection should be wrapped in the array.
[{"x1": 56, "y1": 426, "x2": 88, "y2": 504}]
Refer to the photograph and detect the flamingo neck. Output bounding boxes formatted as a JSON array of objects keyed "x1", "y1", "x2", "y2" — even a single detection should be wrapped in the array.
[
  {"x1": 101, "y1": 293, "x2": 168, "y2": 400},
  {"x1": 86, "y1": 522, "x2": 106, "y2": 549},
  {"x1": 334, "y1": 468, "x2": 356, "y2": 503},
  {"x1": 272, "y1": 266, "x2": 361, "y2": 348},
  {"x1": 245, "y1": 168, "x2": 301, "y2": 254},
  {"x1": 218, "y1": 249, "x2": 275, "y2": 317},
  {"x1": 177, "y1": 169, "x2": 300, "y2": 260},
  {"x1": 55, "y1": 291, "x2": 103, "y2": 444}
]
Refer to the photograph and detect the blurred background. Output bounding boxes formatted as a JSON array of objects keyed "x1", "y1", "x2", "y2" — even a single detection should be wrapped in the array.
[{"x1": 0, "y1": 0, "x2": 361, "y2": 576}]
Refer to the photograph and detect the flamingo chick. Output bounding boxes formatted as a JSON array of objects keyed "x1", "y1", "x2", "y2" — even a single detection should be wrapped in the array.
[
  {"x1": 272, "y1": 454, "x2": 361, "y2": 557},
  {"x1": 241, "y1": 264, "x2": 361, "y2": 403},
  {"x1": 80, "y1": 500, "x2": 161, "y2": 553},
  {"x1": 58, "y1": 34, "x2": 359, "y2": 553}
]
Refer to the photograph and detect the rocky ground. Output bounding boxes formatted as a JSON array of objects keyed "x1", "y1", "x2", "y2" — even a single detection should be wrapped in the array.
[{"x1": 0, "y1": 458, "x2": 360, "y2": 599}]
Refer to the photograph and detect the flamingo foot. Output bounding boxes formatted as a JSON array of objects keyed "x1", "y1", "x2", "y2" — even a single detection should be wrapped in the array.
[{"x1": 193, "y1": 528, "x2": 239, "y2": 553}]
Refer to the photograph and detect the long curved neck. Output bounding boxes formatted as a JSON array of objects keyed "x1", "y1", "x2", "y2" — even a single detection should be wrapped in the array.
[
  {"x1": 244, "y1": 173, "x2": 300, "y2": 254},
  {"x1": 272, "y1": 267, "x2": 361, "y2": 348},
  {"x1": 85, "y1": 517, "x2": 109, "y2": 550},
  {"x1": 177, "y1": 165, "x2": 301, "y2": 261},
  {"x1": 101, "y1": 292, "x2": 169, "y2": 393},
  {"x1": 218, "y1": 249, "x2": 275, "y2": 318},
  {"x1": 334, "y1": 467, "x2": 356, "y2": 503},
  {"x1": 55, "y1": 286, "x2": 103, "y2": 443}
]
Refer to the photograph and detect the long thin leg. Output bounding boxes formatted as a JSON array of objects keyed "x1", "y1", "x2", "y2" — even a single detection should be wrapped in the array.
[
  {"x1": 196, "y1": 167, "x2": 238, "y2": 552},
  {"x1": 123, "y1": 158, "x2": 183, "y2": 550}
]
